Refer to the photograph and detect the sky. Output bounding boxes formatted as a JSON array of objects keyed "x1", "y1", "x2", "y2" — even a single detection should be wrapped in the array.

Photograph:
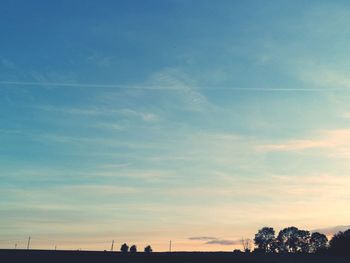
[{"x1": 1, "y1": 0, "x2": 350, "y2": 252}]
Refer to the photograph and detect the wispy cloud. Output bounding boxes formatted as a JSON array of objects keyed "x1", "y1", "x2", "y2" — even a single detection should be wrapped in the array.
[
  {"x1": 36, "y1": 105, "x2": 159, "y2": 122},
  {"x1": 143, "y1": 68, "x2": 210, "y2": 111},
  {"x1": 257, "y1": 139, "x2": 334, "y2": 152},
  {"x1": 93, "y1": 122, "x2": 124, "y2": 131},
  {"x1": 119, "y1": 108, "x2": 159, "y2": 122},
  {"x1": 188, "y1": 236, "x2": 240, "y2": 246},
  {"x1": 206, "y1": 239, "x2": 240, "y2": 246},
  {"x1": 312, "y1": 225, "x2": 350, "y2": 236},
  {"x1": 188, "y1": 236, "x2": 217, "y2": 241},
  {"x1": 65, "y1": 184, "x2": 139, "y2": 194},
  {"x1": 91, "y1": 170, "x2": 175, "y2": 181},
  {"x1": 87, "y1": 53, "x2": 114, "y2": 68},
  {"x1": 298, "y1": 63, "x2": 350, "y2": 90},
  {"x1": 1, "y1": 58, "x2": 16, "y2": 69},
  {"x1": 257, "y1": 129, "x2": 350, "y2": 156},
  {"x1": 37, "y1": 105, "x2": 107, "y2": 116}
]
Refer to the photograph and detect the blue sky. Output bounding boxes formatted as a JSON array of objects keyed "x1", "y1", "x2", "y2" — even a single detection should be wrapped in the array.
[{"x1": 1, "y1": 0, "x2": 350, "y2": 251}]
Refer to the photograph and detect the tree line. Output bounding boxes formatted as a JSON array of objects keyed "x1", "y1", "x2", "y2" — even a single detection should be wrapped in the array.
[
  {"x1": 116, "y1": 227, "x2": 350, "y2": 256},
  {"x1": 253, "y1": 226, "x2": 350, "y2": 256},
  {"x1": 120, "y1": 243, "x2": 153, "y2": 253}
]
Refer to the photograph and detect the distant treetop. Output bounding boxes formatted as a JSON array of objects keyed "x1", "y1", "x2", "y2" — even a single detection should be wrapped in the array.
[
  {"x1": 120, "y1": 243, "x2": 129, "y2": 253},
  {"x1": 144, "y1": 245, "x2": 153, "y2": 253}
]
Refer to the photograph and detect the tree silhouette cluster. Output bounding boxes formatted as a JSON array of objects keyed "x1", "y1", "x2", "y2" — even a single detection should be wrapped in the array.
[
  {"x1": 254, "y1": 227, "x2": 328, "y2": 254},
  {"x1": 120, "y1": 243, "x2": 153, "y2": 253},
  {"x1": 254, "y1": 226, "x2": 350, "y2": 256}
]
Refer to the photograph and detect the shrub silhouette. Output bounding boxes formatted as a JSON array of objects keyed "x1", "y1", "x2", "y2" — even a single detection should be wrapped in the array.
[
  {"x1": 144, "y1": 245, "x2": 153, "y2": 253},
  {"x1": 130, "y1": 245, "x2": 137, "y2": 253},
  {"x1": 120, "y1": 243, "x2": 129, "y2": 253}
]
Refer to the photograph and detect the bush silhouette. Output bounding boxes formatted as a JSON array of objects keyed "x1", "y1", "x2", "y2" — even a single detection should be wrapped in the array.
[
  {"x1": 120, "y1": 243, "x2": 129, "y2": 253},
  {"x1": 144, "y1": 245, "x2": 153, "y2": 253},
  {"x1": 130, "y1": 245, "x2": 137, "y2": 253}
]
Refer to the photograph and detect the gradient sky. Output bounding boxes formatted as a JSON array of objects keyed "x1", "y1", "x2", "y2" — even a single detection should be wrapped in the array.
[{"x1": 1, "y1": 0, "x2": 350, "y2": 251}]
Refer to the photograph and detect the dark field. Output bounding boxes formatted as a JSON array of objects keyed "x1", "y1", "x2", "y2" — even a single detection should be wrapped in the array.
[{"x1": 1, "y1": 250, "x2": 349, "y2": 263}]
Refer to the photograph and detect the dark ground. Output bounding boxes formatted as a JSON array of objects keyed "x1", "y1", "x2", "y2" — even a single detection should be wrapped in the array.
[{"x1": 0, "y1": 249, "x2": 348, "y2": 263}]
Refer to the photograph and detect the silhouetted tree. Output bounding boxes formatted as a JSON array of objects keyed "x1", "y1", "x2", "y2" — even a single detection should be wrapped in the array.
[
  {"x1": 144, "y1": 245, "x2": 153, "y2": 253},
  {"x1": 277, "y1": 227, "x2": 299, "y2": 253},
  {"x1": 271, "y1": 238, "x2": 282, "y2": 253},
  {"x1": 254, "y1": 227, "x2": 276, "y2": 253},
  {"x1": 120, "y1": 243, "x2": 129, "y2": 253},
  {"x1": 329, "y1": 229, "x2": 350, "y2": 256},
  {"x1": 130, "y1": 245, "x2": 137, "y2": 253},
  {"x1": 241, "y1": 238, "x2": 252, "y2": 252},
  {"x1": 295, "y1": 230, "x2": 310, "y2": 253},
  {"x1": 310, "y1": 232, "x2": 328, "y2": 253}
]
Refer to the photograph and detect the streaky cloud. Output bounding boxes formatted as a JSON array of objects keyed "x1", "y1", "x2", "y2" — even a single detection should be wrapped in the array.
[
  {"x1": 206, "y1": 239, "x2": 240, "y2": 245},
  {"x1": 1, "y1": 80, "x2": 348, "y2": 91},
  {"x1": 312, "y1": 225, "x2": 350, "y2": 236},
  {"x1": 188, "y1": 236, "x2": 217, "y2": 241}
]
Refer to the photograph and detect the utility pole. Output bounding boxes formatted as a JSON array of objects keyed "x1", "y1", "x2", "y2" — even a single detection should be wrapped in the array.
[
  {"x1": 15, "y1": 243, "x2": 17, "y2": 249},
  {"x1": 27, "y1": 236, "x2": 31, "y2": 250},
  {"x1": 110, "y1": 240, "x2": 114, "y2": 252},
  {"x1": 169, "y1": 240, "x2": 172, "y2": 252}
]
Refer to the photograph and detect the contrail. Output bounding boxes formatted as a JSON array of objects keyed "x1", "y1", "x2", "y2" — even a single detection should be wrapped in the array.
[
  {"x1": 0, "y1": 81, "x2": 127, "y2": 89},
  {"x1": 0, "y1": 80, "x2": 347, "y2": 91}
]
